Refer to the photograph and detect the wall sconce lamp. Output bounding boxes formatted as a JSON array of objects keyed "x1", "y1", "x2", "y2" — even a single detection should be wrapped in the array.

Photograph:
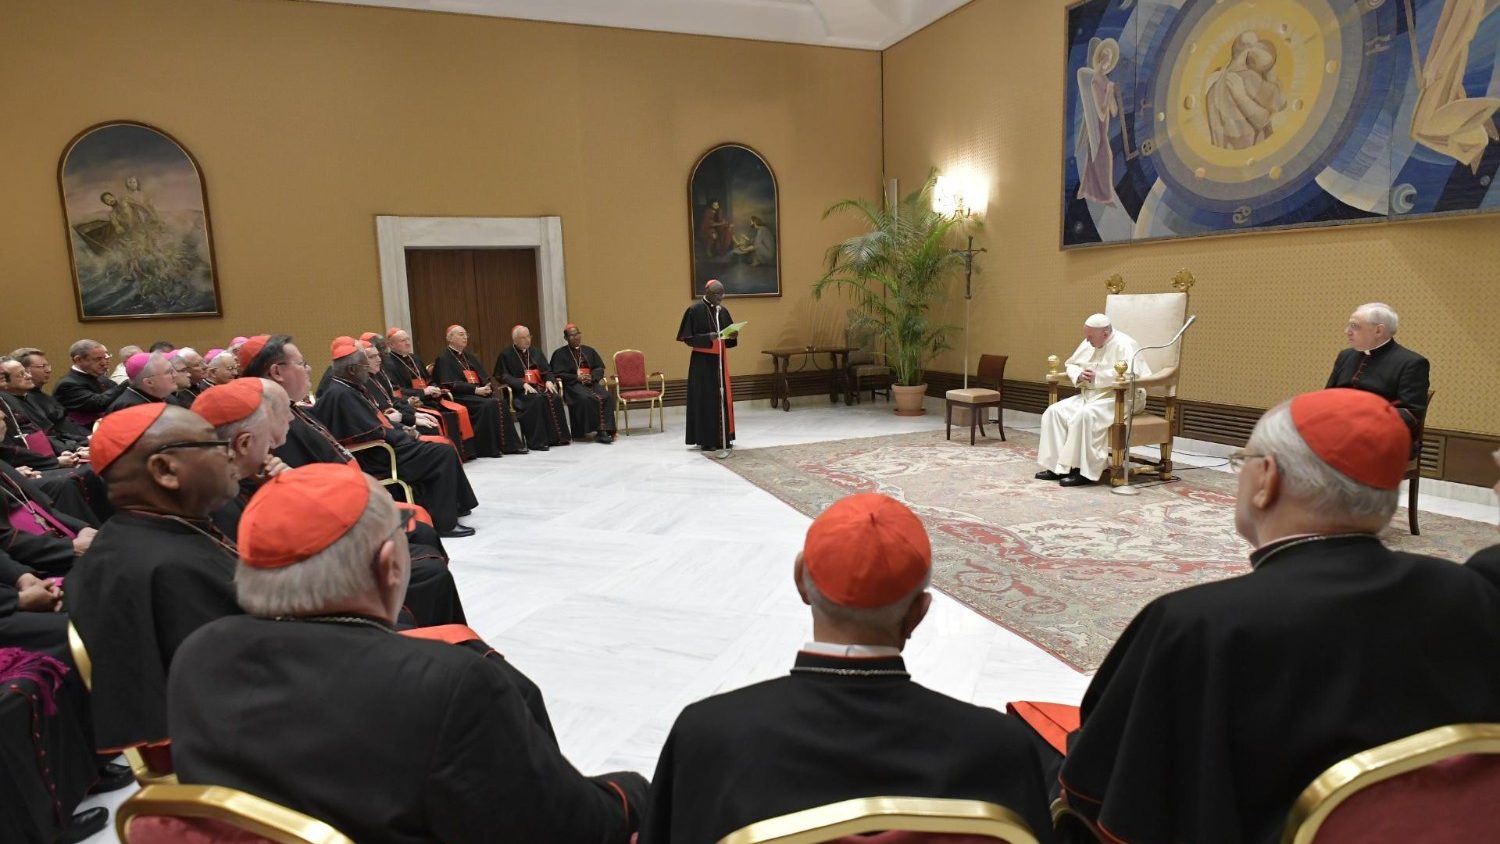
[{"x1": 933, "y1": 172, "x2": 989, "y2": 219}]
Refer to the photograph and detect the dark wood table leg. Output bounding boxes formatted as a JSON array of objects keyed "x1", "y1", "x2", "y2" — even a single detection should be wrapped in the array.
[{"x1": 778, "y1": 355, "x2": 792, "y2": 412}]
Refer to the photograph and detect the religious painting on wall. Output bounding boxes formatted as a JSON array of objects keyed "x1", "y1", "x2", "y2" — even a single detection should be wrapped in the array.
[
  {"x1": 58, "y1": 121, "x2": 222, "y2": 319},
  {"x1": 688, "y1": 143, "x2": 781, "y2": 297},
  {"x1": 1062, "y1": 0, "x2": 1500, "y2": 248}
]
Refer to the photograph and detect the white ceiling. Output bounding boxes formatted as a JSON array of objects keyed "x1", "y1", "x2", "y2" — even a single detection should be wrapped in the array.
[{"x1": 307, "y1": 0, "x2": 973, "y2": 50}]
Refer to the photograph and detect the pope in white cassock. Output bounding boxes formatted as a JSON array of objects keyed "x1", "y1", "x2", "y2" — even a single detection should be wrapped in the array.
[{"x1": 1036, "y1": 314, "x2": 1149, "y2": 487}]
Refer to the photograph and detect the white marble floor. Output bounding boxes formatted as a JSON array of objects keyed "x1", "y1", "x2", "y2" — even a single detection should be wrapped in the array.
[{"x1": 77, "y1": 397, "x2": 1498, "y2": 840}]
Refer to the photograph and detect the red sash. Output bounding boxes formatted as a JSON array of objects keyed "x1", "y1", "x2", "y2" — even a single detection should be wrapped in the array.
[
  {"x1": 438, "y1": 399, "x2": 474, "y2": 440},
  {"x1": 410, "y1": 377, "x2": 428, "y2": 389},
  {"x1": 691, "y1": 340, "x2": 734, "y2": 433}
]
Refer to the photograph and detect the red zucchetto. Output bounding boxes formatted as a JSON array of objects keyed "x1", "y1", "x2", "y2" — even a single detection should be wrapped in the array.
[
  {"x1": 236, "y1": 335, "x2": 270, "y2": 371},
  {"x1": 193, "y1": 379, "x2": 264, "y2": 428},
  {"x1": 329, "y1": 336, "x2": 359, "y2": 360},
  {"x1": 803, "y1": 493, "x2": 931, "y2": 608},
  {"x1": 1292, "y1": 388, "x2": 1409, "y2": 490},
  {"x1": 90, "y1": 404, "x2": 169, "y2": 475},
  {"x1": 238, "y1": 463, "x2": 370, "y2": 569}
]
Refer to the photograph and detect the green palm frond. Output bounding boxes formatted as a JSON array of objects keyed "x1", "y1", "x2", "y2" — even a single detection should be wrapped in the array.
[{"x1": 813, "y1": 170, "x2": 978, "y2": 386}]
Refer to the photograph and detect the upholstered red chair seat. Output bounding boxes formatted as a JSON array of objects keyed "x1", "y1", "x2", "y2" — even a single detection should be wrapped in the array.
[
  {"x1": 829, "y1": 833, "x2": 1017, "y2": 843},
  {"x1": 126, "y1": 815, "x2": 276, "y2": 843},
  {"x1": 1311, "y1": 753, "x2": 1500, "y2": 843},
  {"x1": 619, "y1": 389, "x2": 660, "y2": 400}
]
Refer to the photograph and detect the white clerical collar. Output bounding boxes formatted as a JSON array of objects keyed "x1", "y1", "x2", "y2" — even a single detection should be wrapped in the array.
[
  {"x1": 1362, "y1": 339, "x2": 1392, "y2": 356},
  {"x1": 802, "y1": 641, "x2": 902, "y2": 658}
]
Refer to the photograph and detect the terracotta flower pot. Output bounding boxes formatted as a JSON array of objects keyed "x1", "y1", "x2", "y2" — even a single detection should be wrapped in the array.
[{"x1": 892, "y1": 384, "x2": 927, "y2": 416}]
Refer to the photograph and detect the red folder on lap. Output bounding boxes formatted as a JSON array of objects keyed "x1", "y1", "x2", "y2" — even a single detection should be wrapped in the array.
[{"x1": 1006, "y1": 701, "x2": 1080, "y2": 756}]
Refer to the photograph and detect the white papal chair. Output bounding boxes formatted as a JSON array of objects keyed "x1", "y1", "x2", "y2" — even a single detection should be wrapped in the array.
[{"x1": 1045, "y1": 271, "x2": 1192, "y2": 486}]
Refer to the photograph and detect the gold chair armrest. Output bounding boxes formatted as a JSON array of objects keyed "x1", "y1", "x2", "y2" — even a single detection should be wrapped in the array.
[
  {"x1": 1045, "y1": 372, "x2": 1069, "y2": 384},
  {"x1": 1109, "y1": 366, "x2": 1177, "y2": 391},
  {"x1": 347, "y1": 440, "x2": 397, "y2": 477},
  {"x1": 651, "y1": 372, "x2": 666, "y2": 393}
]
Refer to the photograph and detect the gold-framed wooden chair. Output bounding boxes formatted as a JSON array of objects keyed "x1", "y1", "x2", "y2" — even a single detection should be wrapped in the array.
[
  {"x1": 1049, "y1": 798, "x2": 1103, "y2": 844},
  {"x1": 715, "y1": 796, "x2": 1040, "y2": 844},
  {"x1": 1281, "y1": 723, "x2": 1500, "y2": 844},
  {"x1": 1404, "y1": 389, "x2": 1435, "y2": 535},
  {"x1": 346, "y1": 440, "x2": 416, "y2": 504},
  {"x1": 1046, "y1": 271, "x2": 1192, "y2": 486},
  {"x1": 117, "y1": 784, "x2": 355, "y2": 844},
  {"x1": 67, "y1": 621, "x2": 178, "y2": 786},
  {"x1": 608, "y1": 349, "x2": 665, "y2": 434}
]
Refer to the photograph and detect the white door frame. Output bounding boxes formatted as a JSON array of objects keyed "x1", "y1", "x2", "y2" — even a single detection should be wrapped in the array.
[{"x1": 375, "y1": 215, "x2": 567, "y2": 353}]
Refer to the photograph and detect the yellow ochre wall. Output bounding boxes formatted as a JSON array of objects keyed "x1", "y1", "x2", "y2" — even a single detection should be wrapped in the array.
[
  {"x1": 883, "y1": 0, "x2": 1498, "y2": 436},
  {"x1": 1, "y1": 0, "x2": 879, "y2": 379}
]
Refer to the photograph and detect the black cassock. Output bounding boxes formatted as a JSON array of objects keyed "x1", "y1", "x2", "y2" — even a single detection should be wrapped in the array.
[
  {"x1": 430, "y1": 348, "x2": 524, "y2": 456},
  {"x1": 170, "y1": 616, "x2": 647, "y2": 844},
  {"x1": 311, "y1": 379, "x2": 477, "y2": 532},
  {"x1": 267, "y1": 406, "x2": 466, "y2": 626},
  {"x1": 550, "y1": 344, "x2": 616, "y2": 437},
  {"x1": 370, "y1": 369, "x2": 463, "y2": 455},
  {"x1": 0, "y1": 550, "x2": 69, "y2": 660},
  {"x1": 2, "y1": 393, "x2": 86, "y2": 454},
  {"x1": 1059, "y1": 535, "x2": 1500, "y2": 844},
  {"x1": 50, "y1": 369, "x2": 126, "y2": 428},
  {"x1": 676, "y1": 299, "x2": 737, "y2": 449},
  {"x1": 495, "y1": 346, "x2": 570, "y2": 449},
  {"x1": 0, "y1": 649, "x2": 97, "y2": 844},
  {"x1": 106, "y1": 386, "x2": 164, "y2": 414},
  {"x1": 20, "y1": 389, "x2": 92, "y2": 446},
  {"x1": 0, "y1": 463, "x2": 92, "y2": 576},
  {"x1": 65, "y1": 511, "x2": 241, "y2": 752},
  {"x1": 1469, "y1": 544, "x2": 1500, "y2": 591},
  {"x1": 0, "y1": 400, "x2": 110, "y2": 524},
  {"x1": 641, "y1": 651, "x2": 1054, "y2": 844},
  {"x1": 382, "y1": 352, "x2": 468, "y2": 454},
  {"x1": 1326, "y1": 341, "x2": 1430, "y2": 450}
]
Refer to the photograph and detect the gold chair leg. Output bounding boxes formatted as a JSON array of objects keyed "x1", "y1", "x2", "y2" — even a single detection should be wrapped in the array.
[
  {"x1": 1158, "y1": 441, "x2": 1174, "y2": 482},
  {"x1": 622, "y1": 403, "x2": 631, "y2": 435}
]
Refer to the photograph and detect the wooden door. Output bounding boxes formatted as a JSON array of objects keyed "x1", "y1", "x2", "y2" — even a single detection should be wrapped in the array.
[{"x1": 405, "y1": 248, "x2": 540, "y2": 372}]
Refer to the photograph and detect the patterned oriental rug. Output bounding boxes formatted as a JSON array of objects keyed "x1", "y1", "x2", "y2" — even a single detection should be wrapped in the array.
[{"x1": 716, "y1": 429, "x2": 1496, "y2": 672}]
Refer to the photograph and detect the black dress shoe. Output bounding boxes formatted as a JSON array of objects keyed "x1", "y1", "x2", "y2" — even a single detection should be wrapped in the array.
[
  {"x1": 596, "y1": 433, "x2": 614, "y2": 444},
  {"x1": 457, "y1": 509, "x2": 472, "y2": 517},
  {"x1": 1059, "y1": 474, "x2": 1096, "y2": 487},
  {"x1": 1034, "y1": 470, "x2": 1062, "y2": 481},
  {"x1": 57, "y1": 807, "x2": 109, "y2": 844},
  {"x1": 89, "y1": 761, "x2": 135, "y2": 794},
  {"x1": 532, "y1": 444, "x2": 549, "y2": 452},
  {"x1": 439, "y1": 524, "x2": 476, "y2": 538}
]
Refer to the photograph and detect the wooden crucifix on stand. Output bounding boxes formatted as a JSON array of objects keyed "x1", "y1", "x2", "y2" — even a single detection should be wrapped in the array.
[{"x1": 954, "y1": 236, "x2": 987, "y2": 388}]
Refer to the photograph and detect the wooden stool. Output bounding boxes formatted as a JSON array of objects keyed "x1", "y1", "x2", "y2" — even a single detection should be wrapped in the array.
[{"x1": 945, "y1": 387, "x2": 1004, "y2": 445}]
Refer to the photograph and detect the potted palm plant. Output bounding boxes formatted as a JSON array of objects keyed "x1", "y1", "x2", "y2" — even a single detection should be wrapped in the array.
[{"x1": 813, "y1": 171, "x2": 975, "y2": 416}]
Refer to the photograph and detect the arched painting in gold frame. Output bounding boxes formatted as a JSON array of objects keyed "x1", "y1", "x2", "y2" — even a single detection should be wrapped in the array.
[
  {"x1": 58, "y1": 120, "x2": 222, "y2": 320},
  {"x1": 688, "y1": 143, "x2": 781, "y2": 298}
]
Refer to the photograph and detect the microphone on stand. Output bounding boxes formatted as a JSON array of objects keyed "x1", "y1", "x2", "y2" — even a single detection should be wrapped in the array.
[{"x1": 1113, "y1": 314, "x2": 1197, "y2": 497}]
